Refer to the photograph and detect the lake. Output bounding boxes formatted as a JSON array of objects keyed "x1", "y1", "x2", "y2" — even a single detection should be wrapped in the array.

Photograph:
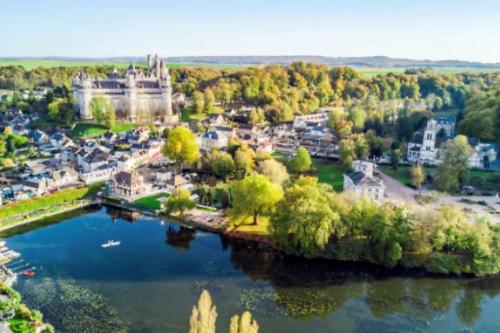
[{"x1": 3, "y1": 207, "x2": 500, "y2": 333}]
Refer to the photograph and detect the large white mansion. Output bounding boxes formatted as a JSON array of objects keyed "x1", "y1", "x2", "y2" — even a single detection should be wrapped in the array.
[{"x1": 72, "y1": 54, "x2": 177, "y2": 123}]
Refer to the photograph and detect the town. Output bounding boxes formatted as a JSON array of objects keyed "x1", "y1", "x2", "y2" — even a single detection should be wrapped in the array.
[{"x1": 0, "y1": 54, "x2": 499, "y2": 333}]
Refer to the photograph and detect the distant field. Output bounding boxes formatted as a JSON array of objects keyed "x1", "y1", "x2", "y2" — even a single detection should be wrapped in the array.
[
  {"x1": 71, "y1": 122, "x2": 137, "y2": 138},
  {"x1": 1, "y1": 59, "x2": 498, "y2": 74},
  {"x1": 0, "y1": 59, "x2": 245, "y2": 70}
]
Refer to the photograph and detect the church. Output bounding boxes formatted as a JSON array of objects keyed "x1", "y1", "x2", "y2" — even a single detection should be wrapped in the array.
[{"x1": 72, "y1": 54, "x2": 177, "y2": 123}]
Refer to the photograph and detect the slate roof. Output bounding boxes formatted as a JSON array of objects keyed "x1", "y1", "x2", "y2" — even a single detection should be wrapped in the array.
[{"x1": 346, "y1": 171, "x2": 384, "y2": 187}]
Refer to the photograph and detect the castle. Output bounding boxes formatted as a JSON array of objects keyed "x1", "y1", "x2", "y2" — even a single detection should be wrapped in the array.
[{"x1": 73, "y1": 54, "x2": 177, "y2": 123}]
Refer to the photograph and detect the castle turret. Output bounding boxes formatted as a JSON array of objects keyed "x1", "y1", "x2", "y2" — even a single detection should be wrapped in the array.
[
  {"x1": 147, "y1": 54, "x2": 153, "y2": 69},
  {"x1": 125, "y1": 73, "x2": 137, "y2": 122}
]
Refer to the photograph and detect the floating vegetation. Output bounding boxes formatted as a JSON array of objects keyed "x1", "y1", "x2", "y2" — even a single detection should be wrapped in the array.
[
  {"x1": 21, "y1": 278, "x2": 127, "y2": 333},
  {"x1": 238, "y1": 286, "x2": 284, "y2": 317},
  {"x1": 192, "y1": 279, "x2": 224, "y2": 295}
]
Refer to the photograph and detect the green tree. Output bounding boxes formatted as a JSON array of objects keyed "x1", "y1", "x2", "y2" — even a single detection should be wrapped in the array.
[
  {"x1": 339, "y1": 139, "x2": 355, "y2": 169},
  {"x1": 256, "y1": 159, "x2": 289, "y2": 186},
  {"x1": 162, "y1": 126, "x2": 200, "y2": 172},
  {"x1": 231, "y1": 174, "x2": 283, "y2": 225},
  {"x1": 229, "y1": 312, "x2": 259, "y2": 333},
  {"x1": 204, "y1": 88, "x2": 216, "y2": 114},
  {"x1": 164, "y1": 188, "x2": 196, "y2": 217},
  {"x1": 234, "y1": 147, "x2": 254, "y2": 179},
  {"x1": 411, "y1": 165, "x2": 425, "y2": 196},
  {"x1": 389, "y1": 148, "x2": 401, "y2": 171},
  {"x1": 289, "y1": 147, "x2": 312, "y2": 174},
  {"x1": 47, "y1": 99, "x2": 61, "y2": 120},
  {"x1": 90, "y1": 96, "x2": 109, "y2": 125},
  {"x1": 189, "y1": 290, "x2": 217, "y2": 333},
  {"x1": 210, "y1": 151, "x2": 235, "y2": 180},
  {"x1": 193, "y1": 91, "x2": 205, "y2": 114},
  {"x1": 270, "y1": 177, "x2": 339, "y2": 254},
  {"x1": 435, "y1": 135, "x2": 473, "y2": 192},
  {"x1": 106, "y1": 105, "x2": 116, "y2": 129}
]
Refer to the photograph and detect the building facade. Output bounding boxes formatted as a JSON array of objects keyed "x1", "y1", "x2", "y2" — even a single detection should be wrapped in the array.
[
  {"x1": 343, "y1": 160, "x2": 385, "y2": 202},
  {"x1": 73, "y1": 54, "x2": 176, "y2": 123}
]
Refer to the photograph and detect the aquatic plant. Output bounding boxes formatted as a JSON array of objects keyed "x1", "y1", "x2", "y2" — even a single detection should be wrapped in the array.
[
  {"x1": 22, "y1": 278, "x2": 127, "y2": 333},
  {"x1": 229, "y1": 311, "x2": 259, "y2": 333}
]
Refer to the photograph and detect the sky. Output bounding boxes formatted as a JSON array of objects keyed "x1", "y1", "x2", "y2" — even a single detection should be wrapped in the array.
[{"x1": 1, "y1": 0, "x2": 499, "y2": 62}]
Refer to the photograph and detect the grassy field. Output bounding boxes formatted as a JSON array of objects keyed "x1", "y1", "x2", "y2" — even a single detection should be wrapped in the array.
[
  {"x1": 133, "y1": 193, "x2": 169, "y2": 210},
  {"x1": 0, "y1": 184, "x2": 101, "y2": 221},
  {"x1": 71, "y1": 122, "x2": 137, "y2": 138},
  {"x1": 314, "y1": 159, "x2": 345, "y2": 192},
  {"x1": 180, "y1": 108, "x2": 208, "y2": 122},
  {"x1": 231, "y1": 216, "x2": 270, "y2": 235},
  {"x1": 1, "y1": 59, "x2": 498, "y2": 74}
]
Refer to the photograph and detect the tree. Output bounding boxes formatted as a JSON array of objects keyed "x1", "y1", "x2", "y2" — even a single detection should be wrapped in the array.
[
  {"x1": 411, "y1": 165, "x2": 425, "y2": 196},
  {"x1": 435, "y1": 135, "x2": 473, "y2": 192},
  {"x1": 389, "y1": 148, "x2": 401, "y2": 171},
  {"x1": 204, "y1": 89, "x2": 216, "y2": 114},
  {"x1": 193, "y1": 91, "x2": 205, "y2": 114},
  {"x1": 106, "y1": 105, "x2": 116, "y2": 129},
  {"x1": 162, "y1": 126, "x2": 200, "y2": 172},
  {"x1": 229, "y1": 312, "x2": 259, "y2": 333},
  {"x1": 234, "y1": 147, "x2": 254, "y2": 179},
  {"x1": 210, "y1": 151, "x2": 235, "y2": 180},
  {"x1": 271, "y1": 177, "x2": 339, "y2": 254},
  {"x1": 164, "y1": 188, "x2": 195, "y2": 217},
  {"x1": 231, "y1": 174, "x2": 283, "y2": 225},
  {"x1": 256, "y1": 159, "x2": 289, "y2": 186},
  {"x1": 189, "y1": 290, "x2": 217, "y2": 333},
  {"x1": 90, "y1": 96, "x2": 109, "y2": 125},
  {"x1": 352, "y1": 133, "x2": 369, "y2": 160},
  {"x1": 47, "y1": 100, "x2": 61, "y2": 120},
  {"x1": 289, "y1": 147, "x2": 312, "y2": 174},
  {"x1": 2, "y1": 158, "x2": 15, "y2": 169},
  {"x1": 339, "y1": 139, "x2": 355, "y2": 169}
]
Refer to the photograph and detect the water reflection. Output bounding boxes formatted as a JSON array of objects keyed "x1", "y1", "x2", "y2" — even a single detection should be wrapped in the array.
[
  {"x1": 221, "y1": 236, "x2": 500, "y2": 327},
  {"x1": 166, "y1": 226, "x2": 196, "y2": 251}
]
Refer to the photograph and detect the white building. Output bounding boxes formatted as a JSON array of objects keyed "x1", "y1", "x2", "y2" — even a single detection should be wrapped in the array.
[
  {"x1": 343, "y1": 161, "x2": 385, "y2": 202},
  {"x1": 201, "y1": 131, "x2": 229, "y2": 152}
]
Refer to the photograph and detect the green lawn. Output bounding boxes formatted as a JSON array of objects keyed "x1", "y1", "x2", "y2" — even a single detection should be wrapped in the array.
[
  {"x1": 378, "y1": 165, "x2": 435, "y2": 187},
  {"x1": 133, "y1": 192, "x2": 169, "y2": 210},
  {"x1": 71, "y1": 122, "x2": 137, "y2": 138},
  {"x1": 313, "y1": 159, "x2": 345, "y2": 192},
  {"x1": 0, "y1": 184, "x2": 101, "y2": 221},
  {"x1": 180, "y1": 108, "x2": 207, "y2": 122}
]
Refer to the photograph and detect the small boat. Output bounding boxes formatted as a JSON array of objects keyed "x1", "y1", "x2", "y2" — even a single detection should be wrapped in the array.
[
  {"x1": 23, "y1": 271, "x2": 35, "y2": 277},
  {"x1": 101, "y1": 240, "x2": 121, "y2": 248}
]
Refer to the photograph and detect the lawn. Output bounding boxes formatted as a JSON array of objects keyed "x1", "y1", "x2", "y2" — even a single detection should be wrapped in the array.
[
  {"x1": 314, "y1": 159, "x2": 345, "y2": 192},
  {"x1": 133, "y1": 192, "x2": 169, "y2": 210},
  {"x1": 71, "y1": 122, "x2": 137, "y2": 138},
  {"x1": 0, "y1": 184, "x2": 101, "y2": 221},
  {"x1": 231, "y1": 216, "x2": 270, "y2": 235},
  {"x1": 378, "y1": 165, "x2": 434, "y2": 187},
  {"x1": 180, "y1": 108, "x2": 207, "y2": 122}
]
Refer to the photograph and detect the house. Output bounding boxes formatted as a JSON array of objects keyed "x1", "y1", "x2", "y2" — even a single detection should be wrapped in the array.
[
  {"x1": 108, "y1": 171, "x2": 148, "y2": 198},
  {"x1": 79, "y1": 163, "x2": 116, "y2": 185},
  {"x1": 50, "y1": 133, "x2": 76, "y2": 150},
  {"x1": 293, "y1": 112, "x2": 329, "y2": 130},
  {"x1": 22, "y1": 178, "x2": 50, "y2": 196},
  {"x1": 77, "y1": 147, "x2": 111, "y2": 172},
  {"x1": 31, "y1": 129, "x2": 48, "y2": 145},
  {"x1": 468, "y1": 140, "x2": 497, "y2": 169},
  {"x1": 201, "y1": 131, "x2": 229, "y2": 152},
  {"x1": 204, "y1": 114, "x2": 227, "y2": 127},
  {"x1": 343, "y1": 161, "x2": 385, "y2": 202},
  {"x1": 51, "y1": 168, "x2": 79, "y2": 188}
]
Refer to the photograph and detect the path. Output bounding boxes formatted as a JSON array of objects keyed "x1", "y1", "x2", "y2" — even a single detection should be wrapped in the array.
[{"x1": 378, "y1": 170, "x2": 417, "y2": 204}]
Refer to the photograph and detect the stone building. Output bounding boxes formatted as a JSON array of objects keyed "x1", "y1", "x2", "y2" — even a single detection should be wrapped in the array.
[
  {"x1": 343, "y1": 160, "x2": 385, "y2": 202},
  {"x1": 73, "y1": 54, "x2": 177, "y2": 123}
]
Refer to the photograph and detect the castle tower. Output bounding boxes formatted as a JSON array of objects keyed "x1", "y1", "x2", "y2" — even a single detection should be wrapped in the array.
[
  {"x1": 147, "y1": 54, "x2": 153, "y2": 69},
  {"x1": 125, "y1": 73, "x2": 137, "y2": 122},
  {"x1": 76, "y1": 76, "x2": 93, "y2": 120},
  {"x1": 155, "y1": 54, "x2": 161, "y2": 78}
]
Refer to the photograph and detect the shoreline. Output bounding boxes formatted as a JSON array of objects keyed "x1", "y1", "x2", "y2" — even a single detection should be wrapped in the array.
[{"x1": 2, "y1": 200, "x2": 498, "y2": 278}]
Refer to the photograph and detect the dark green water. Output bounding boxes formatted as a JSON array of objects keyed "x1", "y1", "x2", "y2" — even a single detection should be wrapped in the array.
[{"x1": 4, "y1": 207, "x2": 500, "y2": 333}]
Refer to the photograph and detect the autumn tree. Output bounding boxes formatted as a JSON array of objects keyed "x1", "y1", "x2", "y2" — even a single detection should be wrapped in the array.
[
  {"x1": 435, "y1": 135, "x2": 473, "y2": 192},
  {"x1": 289, "y1": 147, "x2": 312, "y2": 174},
  {"x1": 204, "y1": 89, "x2": 216, "y2": 114},
  {"x1": 162, "y1": 126, "x2": 200, "y2": 172},
  {"x1": 271, "y1": 177, "x2": 339, "y2": 254},
  {"x1": 411, "y1": 165, "x2": 425, "y2": 196},
  {"x1": 229, "y1": 312, "x2": 259, "y2": 333},
  {"x1": 193, "y1": 91, "x2": 205, "y2": 114},
  {"x1": 189, "y1": 290, "x2": 217, "y2": 333},
  {"x1": 164, "y1": 188, "x2": 196, "y2": 217},
  {"x1": 256, "y1": 159, "x2": 290, "y2": 187},
  {"x1": 231, "y1": 174, "x2": 283, "y2": 225},
  {"x1": 90, "y1": 96, "x2": 109, "y2": 125}
]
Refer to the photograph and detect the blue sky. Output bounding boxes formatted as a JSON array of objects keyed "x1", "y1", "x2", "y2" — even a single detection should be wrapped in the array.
[{"x1": 1, "y1": 0, "x2": 499, "y2": 62}]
